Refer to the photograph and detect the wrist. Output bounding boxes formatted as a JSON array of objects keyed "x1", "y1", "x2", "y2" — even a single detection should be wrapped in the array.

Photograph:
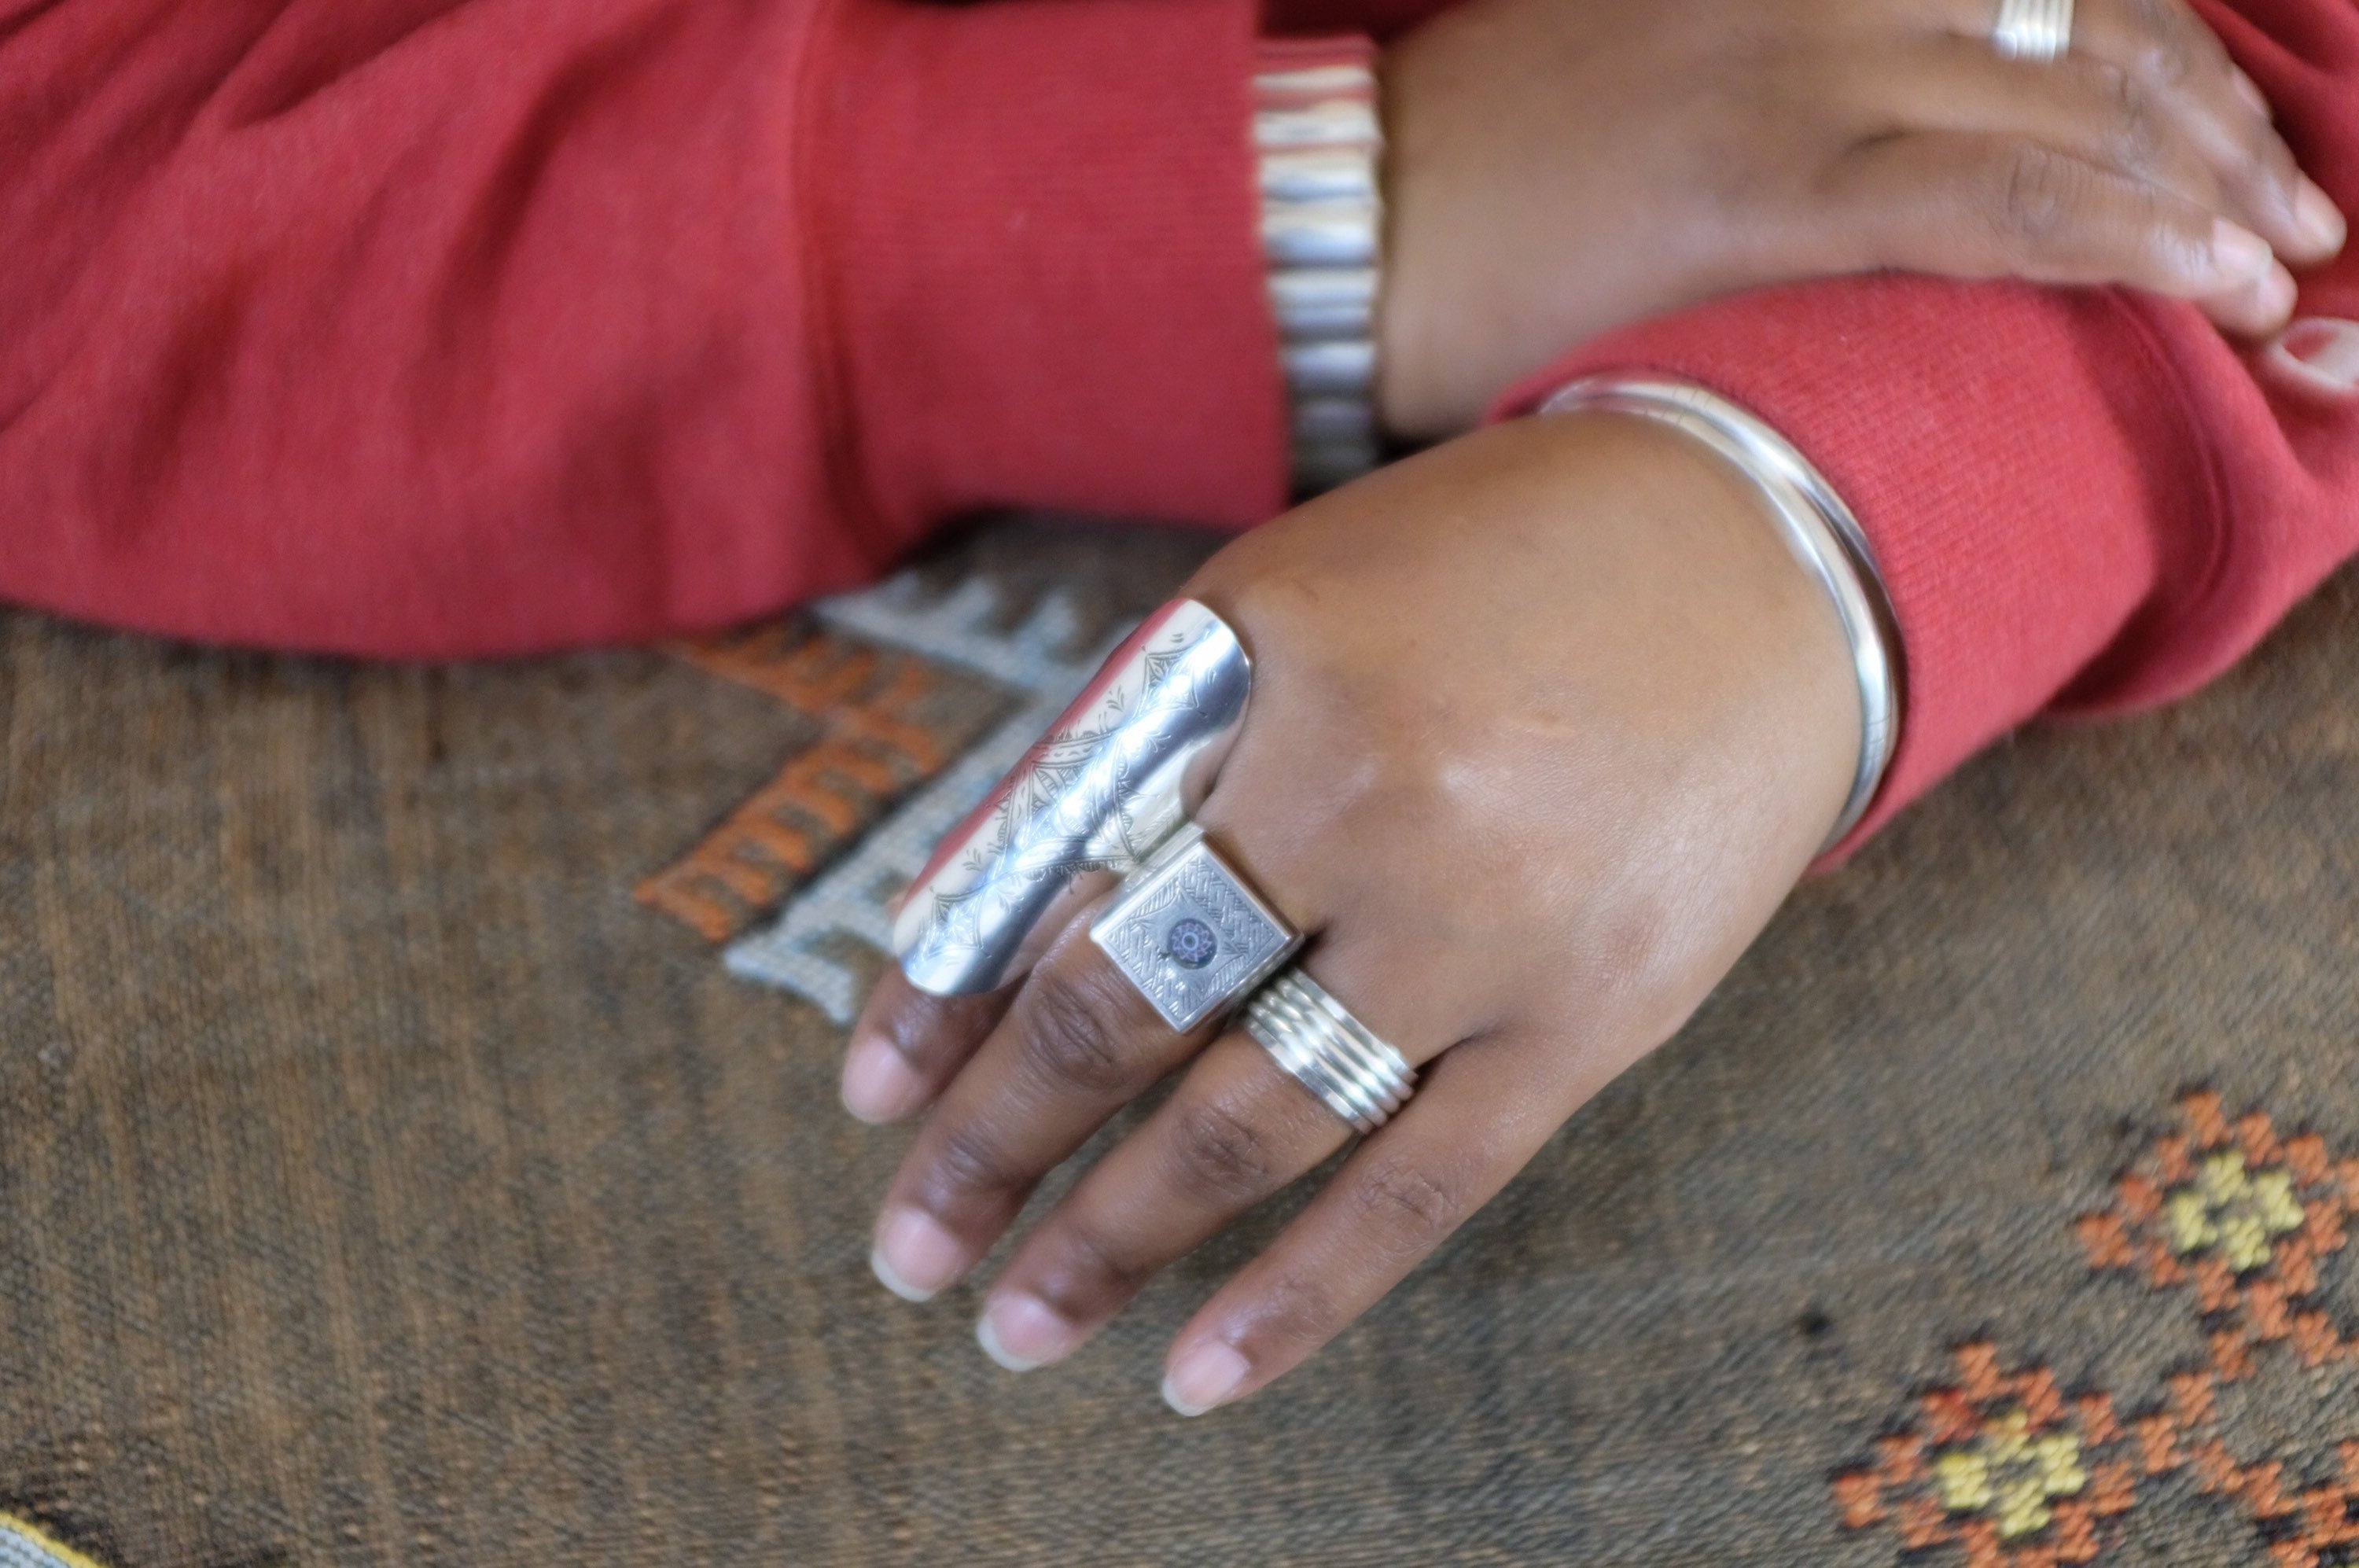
[
  {"x1": 1367, "y1": 26, "x2": 1455, "y2": 441},
  {"x1": 1198, "y1": 412, "x2": 1865, "y2": 886},
  {"x1": 1540, "y1": 377, "x2": 1901, "y2": 849},
  {"x1": 1543, "y1": 414, "x2": 1866, "y2": 859}
]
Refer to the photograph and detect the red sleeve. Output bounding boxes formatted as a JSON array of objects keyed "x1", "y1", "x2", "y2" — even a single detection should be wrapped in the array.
[
  {"x1": 1510, "y1": 0, "x2": 2359, "y2": 845},
  {"x1": 0, "y1": 0, "x2": 1289, "y2": 657}
]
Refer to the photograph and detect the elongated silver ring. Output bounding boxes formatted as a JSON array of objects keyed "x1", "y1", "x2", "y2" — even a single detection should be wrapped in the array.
[
  {"x1": 1242, "y1": 968, "x2": 1415, "y2": 1136},
  {"x1": 895, "y1": 600, "x2": 1255, "y2": 999},
  {"x1": 1993, "y1": 0, "x2": 2073, "y2": 62},
  {"x1": 1090, "y1": 826, "x2": 1304, "y2": 1035}
]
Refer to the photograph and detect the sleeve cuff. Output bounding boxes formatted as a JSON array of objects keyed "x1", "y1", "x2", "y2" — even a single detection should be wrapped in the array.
[
  {"x1": 804, "y1": 0, "x2": 1293, "y2": 550},
  {"x1": 1503, "y1": 278, "x2": 2210, "y2": 848}
]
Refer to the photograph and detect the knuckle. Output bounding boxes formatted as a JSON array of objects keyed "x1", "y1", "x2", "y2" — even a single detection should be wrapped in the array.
[
  {"x1": 1363, "y1": 753, "x2": 1455, "y2": 832},
  {"x1": 1018, "y1": 964, "x2": 1145, "y2": 1094},
  {"x1": 1036, "y1": 1220, "x2": 1149, "y2": 1312},
  {"x1": 2126, "y1": 0, "x2": 2195, "y2": 83},
  {"x1": 2103, "y1": 75, "x2": 2163, "y2": 171},
  {"x1": 2135, "y1": 40, "x2": 2188, "y2": 90},
  {"x1": 1251, "y1": 1272, "x2": 1343, "y2": 1353},
  {"x1": 2148, "y1": 202, "x2": 2210, "y2": 274},
  {"x1": 1328, "y1": 721, "x2": 1470, "y2": 841},
  {"x1": 1165, "y1": 1096, "x2": 1281, "y2": 1205},
  {"x1": 1350, "y1": 1157, "x2": 1465, "y2": 1253},
  {"x1": 1992, "y1": 145, "x2": 2081, "y2": 253},
  {"x1": 928, "y1": 1121, "x2": 1019, "y2": 1204}
]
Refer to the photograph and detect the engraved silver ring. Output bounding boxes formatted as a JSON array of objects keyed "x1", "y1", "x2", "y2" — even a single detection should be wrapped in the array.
[
  {"x1": 1993, "y1": 0, "x2": 2074, "y2": 63},
  {"x1": 1089, "y1": 825, "x2": 1304, "y2": 1036},
  {"x1": 894, "y1": 594, "x2": 1420, "y2": 1134},
  {"x1": 893, "y1": 599, "x2": 1254, "y2": 999},
  {"x1": 896, "y1": 595, "x2": 1302, "y2": 1034},
  {"x1": 1091, "y1": 834, "x2": 1418, "y2": 1133},
  {"x1": 894, "y1": 594, "x2": 1308, "y2": 1036}
]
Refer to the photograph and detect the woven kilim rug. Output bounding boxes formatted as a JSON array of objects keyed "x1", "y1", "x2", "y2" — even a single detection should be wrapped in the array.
[{"x1": 6, "y1": 512, "x2": 2359, "y2": 1566}]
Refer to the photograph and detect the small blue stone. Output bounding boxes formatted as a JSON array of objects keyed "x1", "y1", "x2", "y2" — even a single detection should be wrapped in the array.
[{"x1": 1165, "y1": 918, "x2": 1218, "y2": 970}]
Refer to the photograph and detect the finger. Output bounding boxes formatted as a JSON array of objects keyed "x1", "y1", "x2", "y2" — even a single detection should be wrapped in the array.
[
  {"x1": 1868, "y1": 36, "x2": 2228, "y2": 219},
  {"x1": 970, "y1": 1027, "x2": 1355, "y2": 1371},
  {"x1": 867, "y1": 856, "x2": 1316, "y2": 1302},
  {"x1": 843, "y1": 969, "x2": 1012, "y2": 1124},
  {"x1": 2070, "y1": 0, "x2": 2343, "y2": 261},
  {"x1": 2196, "y1": 256, "x2": 2300, "y2": 337},
  {"x1": 974, "y1": 917, "x2": 1472, "y2": 1372},
  {"x1": 1156, "y1": 1033, "x2": 1564, "y2": 1416},
  {"x1": 841, "y1": 966, "x2": 1013, "y2": 1124},
  {"x1": 1825, "y1": 132, "x2": 2273, "y2": 300},
  {"x1": 2260, "y1": 315, "x2": 2359, "y2": 404}
]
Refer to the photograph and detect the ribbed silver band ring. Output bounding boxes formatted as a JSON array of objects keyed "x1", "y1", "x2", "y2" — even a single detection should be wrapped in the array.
[
  {"x1": 1993, "y1": 0, "x2": 2074, "y2": 62},
  {"x1": 1242, "y1": 968, "x2": 1416, "y2": 1136}
]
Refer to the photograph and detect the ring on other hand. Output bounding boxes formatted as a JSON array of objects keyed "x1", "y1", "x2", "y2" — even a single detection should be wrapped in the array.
[
  {"x1": 1992, "y1": 0, "x2": 2074, "y2": 63},
  {"x1": 1242, "y1": 968, "x2": 1416, "y2": 1136},
  {"x1": 1091, "y1": 825, "x2": 1304, "y2": 1035}
]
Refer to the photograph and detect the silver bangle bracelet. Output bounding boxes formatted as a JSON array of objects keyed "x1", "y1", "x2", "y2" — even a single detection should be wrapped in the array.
[
  {"x1": 1256, "y1": 51, "x2": 1383, "y2": 495},
  {"x1": 1539, "y1": 375, "x2": 1902, "y2": 848}
]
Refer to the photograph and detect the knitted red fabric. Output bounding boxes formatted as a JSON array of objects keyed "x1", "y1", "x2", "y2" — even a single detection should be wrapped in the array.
[
  {"x1": 2, "y1": 0, "x2": 2354, "y2": 843},
  {"x1": 1511, "y1": 0, "x2": 2359, "y2": 844},
  {"x1": 0, "y1": 0, "x2": 1283, "y2": 656}
]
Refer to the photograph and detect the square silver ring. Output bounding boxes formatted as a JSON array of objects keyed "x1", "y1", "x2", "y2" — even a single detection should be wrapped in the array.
[{"x1": 1089, "y1": 826, "x2": 1302, "y2": 1034}]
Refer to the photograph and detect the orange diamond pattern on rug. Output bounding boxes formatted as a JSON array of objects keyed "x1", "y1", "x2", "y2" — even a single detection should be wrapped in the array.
[
  {"x1": 1833, "y1": 1344, "x2": 2134, "y2": 1566},
  {"x1": 2079, "y1": 1091, "x2": 2355, "y2": 1378},
  {"x1": 1838, "y1": 1090, "x2": 2359, "y2": 1566}
]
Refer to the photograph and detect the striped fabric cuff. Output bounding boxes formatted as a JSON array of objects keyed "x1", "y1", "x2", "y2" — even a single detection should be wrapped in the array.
[{"x1": 1254, "y1": 35, "x2": 1382, "y2": 494}]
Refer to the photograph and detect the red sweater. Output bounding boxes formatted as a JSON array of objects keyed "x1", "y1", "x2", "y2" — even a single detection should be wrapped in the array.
[{"x1": 3, "y1": 0, "x2": 2356, "y2": 842}]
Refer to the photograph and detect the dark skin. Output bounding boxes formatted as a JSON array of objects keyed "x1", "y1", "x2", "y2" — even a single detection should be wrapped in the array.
[
  {"x1": 848, "y1": 415, "x2": 1857, "y2": 1410},
  {"x1": 1376, "y1": 0, "x2": 2342, "y2": 436},
  {"x1": 839, "y1": 0, "x2": 2347, "y2": 1412}
]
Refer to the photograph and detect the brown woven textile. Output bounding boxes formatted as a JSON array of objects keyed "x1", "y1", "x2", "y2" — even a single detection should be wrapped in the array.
[{"x1": 5, "y1": 515, "x2": 2359, "y2": 1567}]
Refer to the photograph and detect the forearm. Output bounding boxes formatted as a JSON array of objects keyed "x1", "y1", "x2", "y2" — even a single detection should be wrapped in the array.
[
  {"x1": 1500, "y1": 0, "x2": 2359, "y2": 845},
  {"x1": 0, "y1": 0, "x2": 1292, "y2": 657}
]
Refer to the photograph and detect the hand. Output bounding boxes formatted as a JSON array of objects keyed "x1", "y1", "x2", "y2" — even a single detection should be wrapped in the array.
[
  {"x1": 1378, "y1": 0, "x2": 2348, "y2": 436},
  {"x1": 842, "y1": 412, "x2": 1861, "y2": 1413}
]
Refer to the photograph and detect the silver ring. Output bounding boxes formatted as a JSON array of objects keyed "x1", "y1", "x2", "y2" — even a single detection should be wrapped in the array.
[
  {"x1": 1993, "y1": 0, "x2": 2073, "y2": 62},
  {"x1": 1090, "y1": 826, "x2": 1303, "y2": 1035},
  {"x1": 895, "y1": 600, "x2": 1254, "y2": 999},
  {"x1": 1242, "y1": 969, "x2": 1415, "y2": 1136}
]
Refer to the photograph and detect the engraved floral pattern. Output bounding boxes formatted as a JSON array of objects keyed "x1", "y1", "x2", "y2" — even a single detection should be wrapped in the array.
[
  {"x1": 895, "y1": 601, "x2": 1252, "y2": 992},
  {"x1": 1093, "y1": 836, "x2": 1293, "y2": 1032}
]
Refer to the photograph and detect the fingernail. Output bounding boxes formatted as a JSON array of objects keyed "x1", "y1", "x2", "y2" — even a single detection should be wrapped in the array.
[
  {"x1": 2264, "y1": 316, "x2": 2359, "y2": 399},
  {"x1": 871, "y1": 1209, "x2": 966, "y2": 1303},
  {"x1": 2296, "y1": 180, "x2": 2347, "y2": 255},
  {"x1": 2232, "y1": 68, "x2": 2270, "y2": 116},
  {"x1": 2210, "y1": 219, "x2": 2274, "y2": 285},
  {"x1": 976, "y1": 1294, "x2": 1076, "y2": 1372},
  {"x1": 2281, "y1": 317, "x2": 2359, "y2": 381},
  {"x1": 1161, "y1": 1340, "x2": 1252, "y2": 1417},
  {"x1": 842, "y1": 1037, "x2": 922, "y2": 1124}
]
